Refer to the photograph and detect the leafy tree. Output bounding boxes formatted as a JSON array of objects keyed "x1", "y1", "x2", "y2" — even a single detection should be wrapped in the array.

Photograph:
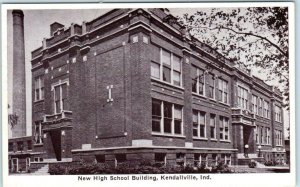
[
  {"x1": 8, "y1": 104, "x2": 18, "y2": 129},
  {"x1": 174, "y1": 7, "x2": 289, "y2": 107}
]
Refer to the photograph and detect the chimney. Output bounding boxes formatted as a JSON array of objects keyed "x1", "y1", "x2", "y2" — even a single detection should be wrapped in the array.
[{"x1": 12, "y1": 10, "x2": 26, "y2": 137}]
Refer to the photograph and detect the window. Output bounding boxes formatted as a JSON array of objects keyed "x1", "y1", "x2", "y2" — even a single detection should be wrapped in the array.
[
  {"x1": 260, "y1": 127, "x2": 264, "y2": 144},
  {"x1": 219, "y1": 116, "x2": 230, "y2": 141},
  {"x1": 152, "y1": 49, "x2": 182, "y2": 86},
  {"x1": 95, "y1": 155, "x2": 105, "y2": 163},
  {"x1": 237, "y1": 86, "x2": 248, "y2": 110},
  {"x1": 264, "y1": 101, "x2": 270, "y2": 118},
  {"x1": 225, "y1": 154, "x2": 231, "y2": 165},
  {"x1": 276, "y1": 130, "x2": 283, "y2": 146},
  {"x1": 155, "y1": 153, "x2": 166, "y2": 166},
  {"x1": 34, "y1": 121, "x2": 43, "y2": 144},
  {"x1": 258, "y1": 98, "x2": 263, "y2": 116},
  {"x1": 83, "y1": 55, "x2": 87, "y2": 62},
  {"x1": 115, "y1": 154, "x2": 126, "y2": 166},
  {"x1": 193, "y1": 110, "x2": 206, "y2": 138},
  {"x1": 255, "y1": 126, "x2": 259, "y2": 144},
  {"x1": 152, "y1": 99, "x2": 183, "y2": 135},
  {"x1": 210, "y1": 114, "x2": 216, "y2": 139},
  {"x1": 275, "y1": 106, "x2": 282, "y2": 122},
  {"x1": 266, "y1": 127, "x2": 271, "y2": 145},
  {"x1": 218, "y1": 79, "x2": 228, "y2": 103},
  {"x1": 264, "y1": 127, "x2": 267, "y2": 144},
  {"x1": 176, "y1": 153, "x2": 186, "y2": 166},
  {"x1": 17, "y1": 141, "x2": 23, "y2": 151},
  {"x1": 9, "y1": 142, "x2": 13, "y2": 152},
  {"x1": 152, "y1": 99, "x2": 161, "y2": 132},
  {"x1": 192, "y1": 66, "x2": 205, "y2": 96},
  {"x1": 212, "y1": 154, "x2": 218, "y2": 165},
  {"x1": 252, "y1": 95, "x2": 258, "y2": 115},
  {"x1": 34, "y1": 75, "x2": 44, "y2": 101},
  {"x1": 54, "y1": 83, "x2": 68, "y2": 113},
  {"x1": 27, "y1": 140, "x2": 32, "y2": 150},
  {"x1": 194, "y1": 153, "x2": 207, "y2": 167},
  {"x1": 207, "y1": 74, "x2": 215, "y2": 99},
  {"x1": 151, "y1": 61, "x2": 160, "y2": 79}
]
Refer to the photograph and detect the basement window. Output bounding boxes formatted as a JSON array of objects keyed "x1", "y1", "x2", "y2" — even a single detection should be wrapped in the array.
[
  {"x1": 17, "y1": 141, "x2": 23, "y2": 151},
  {"x1": 27, "y1": 140, "x2": 32, "y2": 150},
  {"x1": 155, "y1": 153, "x2": 166, "y2": 166},
  {"x1": 194, "y1": 153, "x2": 207, "y2": 167},
  {"x1": 176, "y1": 153, "x2": 186, "y2": 166},
  {"x1": 95, "y1": 155, "x2": 105, "y2": 163},
  {"x1": 9, "y1": 142, "x2": 13, "y2": 152},
  {"x1": 115, "y1": 154, "x2": 126, "y2": 163}
]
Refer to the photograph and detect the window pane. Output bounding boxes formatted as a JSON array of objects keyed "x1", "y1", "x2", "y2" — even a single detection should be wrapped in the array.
[
  {"x1": 199, "y1": 69, "x2": 204, "y2": 83},
  {"x1": 55, "y1": 101, "x2": 61, "y2": 113},
  {"x1": 35, "y1": 78, "x2": 39, "y2": 88},
  {"x1": 162, "y1": 50, "x2": 171, "y2": 66},
  {"x1": 40, "y1": 76, "x2": 44, "y2": 88},
  {"x1": 54, "y1": 86, "x2": 60, "y2": 101},
  {"x1": 199, "y1": 83, "x2": 204, "y2": 95},
  {"x1": 192, "y1": 79, "x2": 197, "y2": 93},
  {"x1": 173, "y1": 71, "x2": 181, "y2": 86},
  {"x1": 193, "y1": 111, "x2": 198, "y2": 123},
  {"x1": 193, "y1": 125, "x2": 198, "y2": 137},
  {"x1": 151, "y1": 62, "x2": 160, "y2": 79},
  {"x1": 174, "y1": 120, "x2": 181, "y2": 134},
  {"x1": 152, "y1": 118, "x2": 161, "y2": 132},
  {"x1": 173, "y1": 55, "x2": 181, "y2": 72},
  {"x1": 152, "y1": 100, "x2": 161, "y2": 116},
  {"x1": 163, "y1": 67, "x2": 171, "y2": 83},
  {"x1": 210, "y1": 127, "x2": 215, "y2": 138},
  {"x1": 62, "y1": 84, "x2": 67, "y2": 99},
  {"x1": 208, "y1": 87, "x2": 214, "y2": 98},
  {"x1": 174, "y1": 105, "x2": 182, "y2": 119},
  {"x1": 200, "y1": 125, "x2": 205, "y2": 137},
  {"x1": 164, "y1": 102, "x2": 172, "y2": 118},
  {"x1": 164, "y1": 119, "x2": 172, "y2": 133},
  {"x1": 200, "y1": 113, "x2": 205, "y2": 124}
]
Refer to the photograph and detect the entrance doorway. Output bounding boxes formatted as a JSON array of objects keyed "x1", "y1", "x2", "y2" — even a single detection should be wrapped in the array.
[
  {"x1": 243, "y1": 126, "x2": 255, "y2": 154},
  {"x1": 50, "y1": 130, "x2": 62, "y2": 161},
  {"x1": 12, "y1": 158, "x2": 18, "y2": 172}
]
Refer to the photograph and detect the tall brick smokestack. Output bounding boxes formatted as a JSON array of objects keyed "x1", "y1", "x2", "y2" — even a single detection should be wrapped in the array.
[{"x1": 12, "y1": 10, "x2": 26, "y2": 137}]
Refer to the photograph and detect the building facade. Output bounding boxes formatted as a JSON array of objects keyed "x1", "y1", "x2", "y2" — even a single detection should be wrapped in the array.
[{"x1": 10, "y1": 8, "x2": 286, "y2": 172}]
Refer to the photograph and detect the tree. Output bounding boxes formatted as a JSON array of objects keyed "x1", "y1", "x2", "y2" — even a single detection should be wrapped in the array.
[
  {"x1": 8, "y1": 104, "x2": 18, "y2": 129},
  {"x1": 175, "y1": 7, "x2": 289, "y2": 108}
]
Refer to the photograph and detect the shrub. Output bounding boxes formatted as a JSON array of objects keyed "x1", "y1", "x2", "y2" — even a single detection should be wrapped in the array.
[
  {"x1": 49, "y1": 160, "x2": 234, "y2": 175},
  {"x1": 248, "y1": 160, "x2": 257, "y2": 168},
  {"x1": 211, "y1": 161, "x2": 233, "y2": 173},
  {"x1": 264, "y1": 160, "x2": 276, "y2": 166}
]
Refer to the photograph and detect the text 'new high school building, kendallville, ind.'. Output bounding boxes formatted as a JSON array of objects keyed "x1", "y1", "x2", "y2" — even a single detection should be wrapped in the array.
[{"x1": 8, "y1": 8, "x2": 286, "y2": 173}]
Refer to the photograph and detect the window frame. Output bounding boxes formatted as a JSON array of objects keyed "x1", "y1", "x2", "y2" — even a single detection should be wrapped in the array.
[
  {"x1": 237, "y1": 86, "x2": 248, "y2": 110},
  {"x1": 207, "y1": 73, "x2": 216, "y2": 100},
  {"x1": 151, "y1": 48, "x2": 182, "y2": 87},
  {"x1": 252, "y1": 95, "x2": 258, "y2": 115},
  {"x1": 210, "y1": 114, "x2": 217, "y2": 140},
  {"x1": 34, "y1": 121, "x2": 43, "y2": 144},
  {"x1": 151, "y1": 99, "x2": 184, "y2": 136},
  {"x1": 218, "y1": 78, "x2": 229, "y2": 104},
  {"x1": 34, "y1": 75, "x2": 44, "y2": 101},
  {"x1": 192, "y1": 110, "x2": 206, "y2": 139},
  {"x1": 219, "y1": 116, "x2": 230, "y2": 141},
  {"x1": 192, "y1": 66, "x2": 205, "y2": 96},
  {"x1": 52, "y1": 79, "x2": 69, "y2": 114}
]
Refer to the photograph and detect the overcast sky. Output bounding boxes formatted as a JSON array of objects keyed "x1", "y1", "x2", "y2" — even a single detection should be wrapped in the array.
[{"x1": 6, "y1": 8, "x2": 289, "y2": 137}]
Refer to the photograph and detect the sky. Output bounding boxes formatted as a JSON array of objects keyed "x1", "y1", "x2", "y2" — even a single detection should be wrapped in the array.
[{"x1": 6, "y1": 8, "x2": 289, "y2": 137}]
